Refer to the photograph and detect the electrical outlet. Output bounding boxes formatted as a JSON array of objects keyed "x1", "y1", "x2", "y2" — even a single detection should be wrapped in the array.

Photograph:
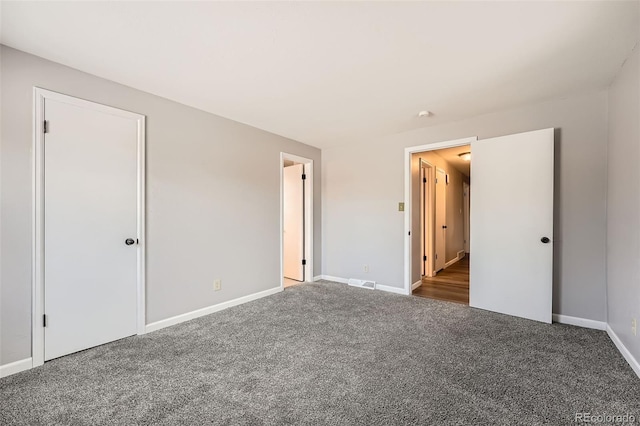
[
  {"x1": 364, "y1": 264, "x2": 369, "y2": 273},
  {"x1": 213, "y1": 279, "x2": 222, "y2": 291},
  {"x1": 632, "y1": 318, "x2": 637, "y2": 336}
]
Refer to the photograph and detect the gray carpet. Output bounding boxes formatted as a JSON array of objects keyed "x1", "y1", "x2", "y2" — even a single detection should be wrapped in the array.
[{"x1": 1, "y1": 281, "x2": 638, "y2": 425}]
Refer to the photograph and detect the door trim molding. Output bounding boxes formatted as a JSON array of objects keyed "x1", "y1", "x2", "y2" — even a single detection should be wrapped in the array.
[
  {"x1": 403, "y1": 137, "x2": 477, "y2": 295},
  {"x1": 434, "y1": 167, "x2": 448, "y2": 273},
  {"x1": 419, "y1": 159, "x2": 435, "y2": 278},
  {"x1": 32, "y1": 87, "x2": 146, "y2": 367},
  {"x1": 463, "y1": 181, "x2": 471, "y2": 253},
  {"x1": 280, "y1": 153, "x2": 314, "y2": 289}
]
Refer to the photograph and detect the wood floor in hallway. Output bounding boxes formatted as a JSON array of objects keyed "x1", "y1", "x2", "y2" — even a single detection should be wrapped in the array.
[{"x1": 413, "y1": 256, "x2": 469, "y2": 304}]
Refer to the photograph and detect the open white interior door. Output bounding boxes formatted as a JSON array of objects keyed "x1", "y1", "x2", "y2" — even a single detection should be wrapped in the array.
[{"x1": 470, "y1": 128, "x2": 554, "y2": 323}]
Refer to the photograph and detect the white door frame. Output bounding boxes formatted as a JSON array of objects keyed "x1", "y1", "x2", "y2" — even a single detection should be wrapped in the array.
[
  {"x1": 434, "y1": 167, "x2": 448, "y2": 273},
  {"x1": 32, "y1": 88, "x2": 146, "y2": 367},
  {"x1": 280, "y1": 153, "x2": 314, "y2": 288},
  {"x1": 463, "y1": 181, "x2": 470, "y2": 254},
  {"x1": 419, "y1": 159, "x2": 435, "y2": 278},
  {"x1": 404, "y1": 136, "x2": 477, "y2": 295}
]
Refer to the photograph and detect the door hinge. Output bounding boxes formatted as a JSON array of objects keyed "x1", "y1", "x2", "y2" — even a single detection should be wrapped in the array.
[
  {"x1": 301, "y1": 174, "x2": 306, "y2": 180},
  {"x1": 408, "y1": 231, "x2": 411, "y2": 236},
  {"x1": 435, "y1": 178, "x2": 438, "y2": 183},
  {"x1": 43, "y1": 120, "x2": 49, "y2": 134},
  {"x1": 435, "y1": 254, "x2": 438, "y2": 259},
  {"x1": 302, "y1": 259, "x2": 306, "y2": 266},
  {"x1": 43, "y1": 314, "x2": 47, "y2": 327},
  {"x1": 423, "y1": 255, "x2": 427, "y2": 261},
  {"x1": 423, "y1": 177, "x2": 427, "y2": 183}
]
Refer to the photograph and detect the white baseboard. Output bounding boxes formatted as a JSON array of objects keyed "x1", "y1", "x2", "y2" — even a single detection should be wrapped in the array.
[
  {"x1": 552, "y1": 314, "x2": 607, "y2": 330},
  {"x1": 443, "y1": 251, "x2": 467, "y2": 270},
  {"x1": 444, "y1": 253, "x2": 464, "y2": 269},
  {"x1": 314, "y1": 275, "x2": 348, "y2": 284},
  {"x1": 412, "y1": 280, "x2": 422, "y2": 291},
  {"x1": 146, "y1": 287, "x2": 282, "y2": 333},
  {"x1": 607, "y1": 325, "x2": 640, "y2": 378},
  {"x1": 0, "y1": 358, "x2": 32, "y2": 378},
  {"x1": 376, "y1": 284, "x2": 409, "y2": 295},
  {"x1": 444, "y1": 258, "x2": 457, "y2": 269}
]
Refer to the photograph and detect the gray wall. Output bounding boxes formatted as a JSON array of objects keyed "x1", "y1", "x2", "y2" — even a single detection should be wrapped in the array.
[
  {"x1": 607, "y1": 45, "x2": 639, "y2": 363},
  {"x1": 322, "y1": 90, "x2": 608, "y2": 322},
  {"x1": 0, "y1": 46, "x2": 322, "y2": 366}
]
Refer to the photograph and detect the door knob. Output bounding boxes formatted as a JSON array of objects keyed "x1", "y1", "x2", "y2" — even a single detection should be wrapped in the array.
[
  {"x1": 540, "y1": 237, "x2": 550, "y2": 244},
  {"x1": 125, "y1": 238, "x2": 136, "y2": 246}
]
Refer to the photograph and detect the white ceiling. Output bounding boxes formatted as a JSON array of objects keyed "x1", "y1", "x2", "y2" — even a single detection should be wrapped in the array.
[{"x1": 1, "y1": 1, "x2": 638, "y2": 149}]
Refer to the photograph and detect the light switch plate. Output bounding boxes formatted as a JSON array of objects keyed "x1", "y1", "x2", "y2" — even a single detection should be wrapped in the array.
[{"x1": 399, "y1": 202, "x2": 405, "y2": 212}]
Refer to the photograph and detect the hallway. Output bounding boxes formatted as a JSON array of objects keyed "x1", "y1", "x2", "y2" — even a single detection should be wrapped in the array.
[{"x1": 413, "y1": 256, "x2": 469, "y2": 304}]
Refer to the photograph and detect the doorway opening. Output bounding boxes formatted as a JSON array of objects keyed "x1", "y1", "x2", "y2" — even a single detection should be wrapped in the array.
[
  {"x1": 280, "y1": 153, "x2": 313, "y2": 289},
  {"x1": 412, "y1": 145, "x2": 471, "y2": 304},
  {"x1": 403, "y1": 136, "x2": 476, "y2": 297},
  {"x1": 404, "y1": 129, "x2": 554, "y2": 323}
]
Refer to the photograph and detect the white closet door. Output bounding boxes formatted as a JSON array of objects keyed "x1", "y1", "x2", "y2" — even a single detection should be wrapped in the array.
[
  {"x1": 44, "y1": 97, "x2": 139, "y2": 360},
  {"x1": 470, "y1": 128, "x2": 554, "y2": 323}
]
